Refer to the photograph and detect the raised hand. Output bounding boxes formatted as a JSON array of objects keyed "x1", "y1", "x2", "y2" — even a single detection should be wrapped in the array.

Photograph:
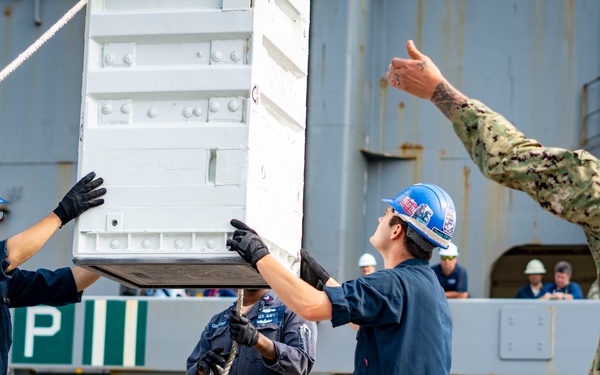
[
  {"x1": 226, "y1": 219, "x2": 269, "y2": 269},
  {"x1": 53, "y1": 171, "x2": 106, "y2": 227}
]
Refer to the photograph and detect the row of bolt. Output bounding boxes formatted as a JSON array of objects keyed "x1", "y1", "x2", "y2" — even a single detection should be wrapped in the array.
[
  {"x1": 101, "y1": 100, "x2": 240, "y2": 118},
  {"x1": 104, "y1": 50, "x2": 243, "y2": 66},
  {"x1": 108, "y1": 237, "x2": 217, "y2": 250}
]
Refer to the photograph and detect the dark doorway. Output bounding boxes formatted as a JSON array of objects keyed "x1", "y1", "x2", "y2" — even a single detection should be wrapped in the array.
[{"x1": 490, "y1": 244, "x2": 597, "y2": 298}]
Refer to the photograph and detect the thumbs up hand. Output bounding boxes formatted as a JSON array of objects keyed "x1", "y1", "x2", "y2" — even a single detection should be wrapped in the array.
[{"x1": 387, "y1": 40, "x2": 445, "y2": 100}]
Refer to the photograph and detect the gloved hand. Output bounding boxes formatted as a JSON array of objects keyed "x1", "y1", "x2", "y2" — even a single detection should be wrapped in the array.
[
  {"x1": 53, "y1": 171, "x2": 106, "y2": 227},
  {"x1": 229, "y1": 314, "x2": 259, "y2": 347},
  {"x1": 300, "y1": 248, "x2": 331, "y2": 291},
  {"x1": 197, "y1": 348, "x2": 228, "y2": 375},
  {"x1": 226, "y1": 219, "x2": 270, "y2": 269}
]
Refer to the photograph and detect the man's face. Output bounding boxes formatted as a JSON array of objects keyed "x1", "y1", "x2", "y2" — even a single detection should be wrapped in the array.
[
  {"x1": 369, "y1": 207, "x2": 396, "y2": 250},
  {"x1": 554, "y1": 271, "x2": 570, "y2": 289},
  {"x1": 440, "y1": 255, "x2": 457, "y2": 274},
  {"x1": 527, "y1": 274, "x2": 543, "y2": 285},
  {"x1": 360, "y1": 265, "x2": 376, "y2": 276}
]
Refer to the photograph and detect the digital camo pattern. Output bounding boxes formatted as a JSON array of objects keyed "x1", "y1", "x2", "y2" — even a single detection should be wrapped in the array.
[{"x1": 451, "y1": 99, "x2": 600, "y2": 374}]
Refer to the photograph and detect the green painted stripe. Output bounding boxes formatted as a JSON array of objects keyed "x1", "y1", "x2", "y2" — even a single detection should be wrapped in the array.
[
  {"x1": 104, "y1": 301, "x2": 126, "y2": 366},
  {"x1": 82, "y1": 300, "x2": 95, "y2": 365},
  {"x1": 135, "y1": 301, "x2": 147, "y2": 367}
]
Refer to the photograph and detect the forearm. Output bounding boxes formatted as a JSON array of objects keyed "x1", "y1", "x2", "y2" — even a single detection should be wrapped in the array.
[
  {"x1": 452, "y1": 99, "x2": 600, "y2": 227},
  {"x1": 430, "y1": 81, "x2": 469, "y2": 120},
  {"x1": 445, "y1": 291, "x2": 468, "y2": 299},
  {"x1": 253, "y1": 333, "x2": 277, "y2": 362},
  {"x1": 256, "y1": 255, "x2": 332, "y2": 321},
  {"x1": 71, "y1": 266, "x2": 101, "y2": 292},
  {"x1": 5, "y1": 213, "x2": 61, "y2": 271}
]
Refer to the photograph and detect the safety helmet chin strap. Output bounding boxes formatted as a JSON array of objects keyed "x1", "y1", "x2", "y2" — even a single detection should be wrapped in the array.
[{"x1": 406, "y1": 225, "x2": 436, "y2": 252}]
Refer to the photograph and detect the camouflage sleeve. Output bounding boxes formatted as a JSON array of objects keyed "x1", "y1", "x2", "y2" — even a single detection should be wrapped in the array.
[{"x1": 450, "y1": 99, "x2": 600, "y2": 233}]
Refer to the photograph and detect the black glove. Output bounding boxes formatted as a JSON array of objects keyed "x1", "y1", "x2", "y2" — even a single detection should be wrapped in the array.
[
  {"x1": 197, "y1": 348, "x2": 228, "y2": 375},
  {"x1": 229, "y1": 314, "x2": 259, "y2": 347},
  {"x1": 53, "y1": 171, "x2": 106, "y2": 227},
  {"x1": 300, "y1": 248, "x2": 331, "y2": 291},
  {"x1": 226, "y1": 219, "x2": 270, "y2": 269}
]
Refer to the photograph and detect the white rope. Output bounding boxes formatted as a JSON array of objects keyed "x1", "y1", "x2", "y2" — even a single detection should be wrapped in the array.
[
  {"x1": 221, "y1": 289, "x2": 244, "y2": 375},
  {"x1": 0, "y1": 0, "x2": 89, "y2": 83}
]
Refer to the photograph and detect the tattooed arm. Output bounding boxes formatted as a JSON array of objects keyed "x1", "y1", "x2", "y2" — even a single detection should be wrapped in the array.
[
  {"x1": 388, "y1": 40, "x2": 600, "y2": 233},
  {"x1": 387, "y1": 40, "x2": 468, "y2": 119}
]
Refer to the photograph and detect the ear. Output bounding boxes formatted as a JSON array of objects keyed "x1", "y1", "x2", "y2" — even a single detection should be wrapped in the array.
[{"x1": 390, "y1": 223, "x2": 403, "y2": 240}]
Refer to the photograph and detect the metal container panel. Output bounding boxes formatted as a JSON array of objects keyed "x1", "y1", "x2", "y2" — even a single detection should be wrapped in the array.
[{"x1": 74, "y1": 0, "x2": 310, "y2": 287}]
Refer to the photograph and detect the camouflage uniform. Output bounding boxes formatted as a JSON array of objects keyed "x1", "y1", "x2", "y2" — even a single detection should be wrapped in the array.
[
  {"x1": 588, "y1": 279, "x2": 599, "y2": 299},
  {"x1": 451, "y1": 99, "x2": 600, "y2": 374}
]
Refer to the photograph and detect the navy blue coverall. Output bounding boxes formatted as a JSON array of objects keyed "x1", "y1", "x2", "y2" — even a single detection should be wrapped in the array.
[
  {"x1": 186, "y1": 290, "x2": 317, "y2": 375},
  {"x1": 0, "y1": 239, "x2": 82, "y2": 374},
  {"x1": 324, "y1": 258, "x2": 452, "y2": 374}
]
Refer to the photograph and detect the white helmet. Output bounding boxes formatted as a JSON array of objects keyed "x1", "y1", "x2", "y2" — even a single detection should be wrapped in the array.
[
  {"x1": 438, "y1": 242, "x2": 459, "y2": 257},
  {"x1": 524, "y1": 259, "x2": 546, "y2": 274},
  {"x1": 358, "y1": 253, "x2": 377, "y2": 267}
]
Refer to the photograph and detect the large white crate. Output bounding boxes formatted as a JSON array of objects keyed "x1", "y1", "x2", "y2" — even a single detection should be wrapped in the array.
[{"x1": 73, "y1": 0, "x2": 310, "y2": 288}]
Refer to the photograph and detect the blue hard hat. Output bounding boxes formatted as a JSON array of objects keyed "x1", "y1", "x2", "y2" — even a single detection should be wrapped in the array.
[{"x1": 382, "y1": 183, "x2": 456, "y2": 249}]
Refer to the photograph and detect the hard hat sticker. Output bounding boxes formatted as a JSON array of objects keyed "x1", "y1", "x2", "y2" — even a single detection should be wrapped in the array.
[
  {"x1": 400, "y1": 197, "x2": 418, "y2": 216},
  {"x1": 442, "y1": 209, "x2": 456, "y2": 235},
  {"x1": 413, "y1": 204, "x2": 433, "y2": 225}
]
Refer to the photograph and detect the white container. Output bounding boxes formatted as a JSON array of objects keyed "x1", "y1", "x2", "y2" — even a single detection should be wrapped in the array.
[{"x1": 73, "y1": 0, "x2": 309, "y2": 288}]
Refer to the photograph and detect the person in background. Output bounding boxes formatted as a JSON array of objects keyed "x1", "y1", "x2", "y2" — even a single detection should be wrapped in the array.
[
  {"x1": 203, "y1": 288, "x2": 237, "y2": 297},
  {"x1": 431, "y1": 243, "x2": 468, "y2": 299},
  {"x1": 539, "y1": 261, "x2": 583, "y2": 300},
  {"x1": 515, "y1": 259, "x2": 548, "y2": 299},
  {"x1": 186, "y1": 289, "x2": 316, "y2": 375},
  {"x1": 358, "y1": 253, "x2": 377, "y2": 276},
  {"x1": 0, "y1": 172, "x2": 106, "y2": 374}
]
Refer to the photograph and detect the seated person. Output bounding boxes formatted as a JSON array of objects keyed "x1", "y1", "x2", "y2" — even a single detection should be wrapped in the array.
[
  {"x1": 515, "y1": 259, "x2": 548, "y2": 298},
  {"x1": 431, "y1": 243, "x2": 468, "y2": 298},
  {"x1": 539, "y1": 261, "x2": 583, "y2": 300}
]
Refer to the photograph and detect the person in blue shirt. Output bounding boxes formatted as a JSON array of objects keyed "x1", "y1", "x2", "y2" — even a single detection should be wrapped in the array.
[
  {"x1": 431, "y1": 242, "x2": 468, "y2": 299},
  {"x1": 227, "y1": 183, "x2": 456, "y2": 374},
  {"x1": 515, "y1": 259, "x2": 548, "y2": 299},
  {"x1": 539, "y1": 261, "x2": 584, "y2": 300},
  {"x1": 203, "y1": 288, "x2": 237, "y2": 297},
  {"x1": 186, "y1": 289, "x2": 316, "y2": 375},
  {"x1": 0, "y1": 172, "x2": 106, "y2": 375}
]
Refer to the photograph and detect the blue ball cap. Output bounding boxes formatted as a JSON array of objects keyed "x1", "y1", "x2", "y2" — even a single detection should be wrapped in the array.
[
  {"x1": 0, "y1": 197, "x2": 6, "y2": 204},
  {"x1": 382, "y1": 183, "x2": 456, "y2": 249}
]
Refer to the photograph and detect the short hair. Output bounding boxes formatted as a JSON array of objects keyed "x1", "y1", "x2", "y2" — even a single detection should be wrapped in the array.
[
  {"x1": 390, "y1": 215, "x2": 432, "y2": 261},
  {"x1": 554, "y1": 261, "x2": 572, "y2": 276}
]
